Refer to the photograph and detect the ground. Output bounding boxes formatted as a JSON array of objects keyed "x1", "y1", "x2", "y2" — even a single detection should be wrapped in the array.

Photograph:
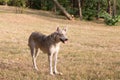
[{"x1": 0, "y1": 6, "x2": 120, "y2": 80}]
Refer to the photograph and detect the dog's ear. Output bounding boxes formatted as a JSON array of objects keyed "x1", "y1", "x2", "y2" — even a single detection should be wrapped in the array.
[
  {"x1": 56, "y1": 27, "x2": 60, "y2": 32},
  {"x1": 63, "y1": 27, "x2": 68, "y2": 32}
]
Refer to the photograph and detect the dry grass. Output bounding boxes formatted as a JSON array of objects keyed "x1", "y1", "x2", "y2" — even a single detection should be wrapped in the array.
[{"x1": 0, "y1": 6, "x2": 120, "y2": 80}]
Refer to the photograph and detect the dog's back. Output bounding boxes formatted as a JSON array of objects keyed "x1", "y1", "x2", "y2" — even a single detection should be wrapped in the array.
[
  {"x1": 28, "y1": 32, "x2": 48, "y2": 53},
  {"x1": 28, "y1": 32, "x2": 46, "y2": 46}
]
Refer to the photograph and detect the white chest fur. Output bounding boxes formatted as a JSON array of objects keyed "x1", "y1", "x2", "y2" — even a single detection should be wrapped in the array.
[{"x1": 50, "y1": 43, "x2": 60, "y2": 54}]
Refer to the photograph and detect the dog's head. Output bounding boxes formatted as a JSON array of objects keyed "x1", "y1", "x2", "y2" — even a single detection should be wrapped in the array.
[{"x1": 55, "y1": 27, "x2": 68, "y2": 44}]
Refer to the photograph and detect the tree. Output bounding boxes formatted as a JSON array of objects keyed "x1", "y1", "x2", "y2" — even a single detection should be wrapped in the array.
[
  {"x1": 52, "y1": 0, "x2": 73, "y2": 20},
  {"x1": 107, "y1": 0, "x2": 112, "y2": 15},
  {"x1": 112, "y1": 0, "x2": 116, "y2": 17},
  {"x1": 96, "y1": 0, "x2": 100, "y2": 19},
  {"x1": 78, "y1": 0, "x2": 82, "y2": 20}
]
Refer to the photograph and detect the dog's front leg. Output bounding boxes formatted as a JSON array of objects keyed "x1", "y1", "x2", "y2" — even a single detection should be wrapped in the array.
[
  {"x1": 54, "y1": 52, "x2": 63, "y2": 75},
  {"x1": 48, "y1": 53, "x2": 54, "y2": 75},
  {"x1": 54, "y1": 52, "x2": 58, "y2": 74}
]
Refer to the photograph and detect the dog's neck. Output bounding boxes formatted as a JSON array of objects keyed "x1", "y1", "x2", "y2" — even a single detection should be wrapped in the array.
[{"x1": 47, "y1": 32, "x2": 60, "y2": 44}]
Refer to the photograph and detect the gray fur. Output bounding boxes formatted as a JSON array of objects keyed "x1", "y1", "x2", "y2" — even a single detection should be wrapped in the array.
[{"x1": 28, "y1": 27, "x2": 68, "y2": 75}]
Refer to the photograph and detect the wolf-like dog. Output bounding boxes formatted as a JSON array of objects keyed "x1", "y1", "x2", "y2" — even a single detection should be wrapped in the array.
[{"x1": 28, "y1": 27, "x2": 68, "y2": 75}]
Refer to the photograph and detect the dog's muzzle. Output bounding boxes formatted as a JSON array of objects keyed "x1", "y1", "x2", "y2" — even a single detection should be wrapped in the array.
[{"x1": 60, "y1": 38, "x2": 68, "y2": 44}]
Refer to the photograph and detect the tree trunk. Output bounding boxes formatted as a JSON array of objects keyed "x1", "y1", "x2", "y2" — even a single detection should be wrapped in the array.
[
  {"x1": 112, "y1": 0, "x2": 116, "y2": 17},
  {"x1": 39, "y1": 0, "x2": 42, "y2": 9},
  {"x1": 78, "y1": 0, "x2": 82, "y2": 20},
  {"x1": 81, "y1": 0, "x2": 85, "y2": 8},
  {"x1": 52, "y1": 0, "x2": 73, "y2": 20},
  {"x1": 52, "y1": 4, "x2": 57, "y2": 13},
  {"x1": 96, "y1": 0, "x2": 100, "y2": 20},
  {"x1": 28, "y1": 0, "x2": 32, "y2": 8},
  {"x1": 73, "y1": 0, "x2": 78, "y2": 8},
  {"x1": 107, "y1": 0, "x2": 112, "y2": 15}
]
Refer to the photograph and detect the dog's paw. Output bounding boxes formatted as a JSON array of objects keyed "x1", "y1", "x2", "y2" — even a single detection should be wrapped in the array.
[
  {"x1": 54, "y1": 71, "x2": 63, "y2": 75},
  {"x1": 34, "y1": 67, "x2": 39, "y2": 71},
  {"x1": 58, "y1": 72, "x2": 63, "y2": 75},
  {"x1": 50, "y1": 72, "x2": 54, "y2": 76}
]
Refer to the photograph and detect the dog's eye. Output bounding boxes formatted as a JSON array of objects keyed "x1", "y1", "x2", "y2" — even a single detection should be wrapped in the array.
[{"x1": 60, "y1": 34, "x2": 63, "y2": 36}]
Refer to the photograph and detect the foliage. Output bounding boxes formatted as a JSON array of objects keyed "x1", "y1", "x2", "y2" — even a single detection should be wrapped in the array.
[
  {"x1": 0, "y1": 0, "x2": 9, "y2": 5},
  {"x1": 0, "y1": 0, "x2": 120, "y2": 25},
  {"x1": 117, "y1": 0, "x2": 120, "y2": 14},
  {"x1": 83, "y1": 8, "x2": 96, "y2": 21},
  {"x1": 57, "y1": 0, "x2": 74, "y2": 15},
  {"x1": 28, "y1": 0, "x2": 54, "y2": 10},
  {"x1": 8, "y1": 0, "x2": 26, "y2": 7},
  {"x1": 0, "y1": 0, "x2": 5, "y2": 5},
  {"x1": 28, "y1": 0, "x2": 41, "y2": 9},
  {"x1": 67, "y1": 7, "x2": 78, "y2": 16},
  {"x1": 82, "y1": 0, "x2": 108, "y2": 21},
  {"x1": 41, "y1": 0, "x2": 53, "y2": 10},
  {"x1": 82, "y1": 0, "x2": 97, "y2": 20},
  {"x1": 99, "y1": 11, "x2": 120, "y2": 26}
]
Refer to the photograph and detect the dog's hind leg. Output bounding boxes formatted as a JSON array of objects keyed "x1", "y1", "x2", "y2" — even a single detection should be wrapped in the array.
[
  {"x1": 32, "y1": 48, "x2": 39, "y2": 71},
  {"x1": 34, "y1": 47, "x2": 39, "y2": 71},
  {"x1": 29, "y1": 44, "x2": 39, "y2": 71},
  {"x1": 35, "y1": 47, "x2": 39, "y2": 58}
]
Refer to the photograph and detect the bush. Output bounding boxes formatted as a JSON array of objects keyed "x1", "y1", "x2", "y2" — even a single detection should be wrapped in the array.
[
  {"x1": 41, "y1": 0, "x2": 53, "y2": 10},
  {"x1": 67, "y1": 8, "x2": 78, "y2": 16},
  {"x1": 105, "y1": 16, "x2": 120, "y2": 26},
  {"x1": 8, "y1": 0, "x2": 26, "y2": 7},
  {"x1": 0, "y1": 0, "x2": 5, "y2": 5},
  {"x1": 82, "y1": 0, "x2": 97, "y2": 21},
  {"x1": 99, "y1": 11, "x2": 120, "y2": 26},
  {"x1": 83, "y1": 8, "x2": 96, "y2": 20},
  {"x1": 28, "y1": 0, "x2": 41, "y2": 9},
  {"x1": 0, "y1": 0, "x2": 9, "y2": 5}
]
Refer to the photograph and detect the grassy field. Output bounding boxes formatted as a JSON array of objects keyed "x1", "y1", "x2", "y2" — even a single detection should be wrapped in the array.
[{"x1": 0, "y1": 6, "x2": 120, "y2": 80}]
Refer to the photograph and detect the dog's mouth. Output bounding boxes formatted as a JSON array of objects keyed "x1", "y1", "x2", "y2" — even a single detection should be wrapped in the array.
[{"x1": 60, "y1": 38, "x2": 68, "y2": 44}]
